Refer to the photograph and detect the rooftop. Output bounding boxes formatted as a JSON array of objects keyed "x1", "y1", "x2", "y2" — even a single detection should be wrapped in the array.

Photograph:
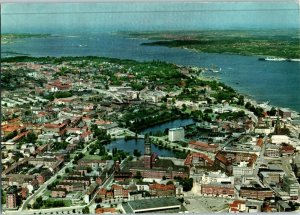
[
  {"x1": 122, "y1": 197, "x2": 181, "y2": 213},
  {"x1": 169, "y1": 127, "x2": 184, "y2": 131}
]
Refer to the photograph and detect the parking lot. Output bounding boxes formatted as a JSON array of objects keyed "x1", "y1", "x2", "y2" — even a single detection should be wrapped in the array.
[{"x1": 184, "y1": 196, "x2": 229, "y2": 213}]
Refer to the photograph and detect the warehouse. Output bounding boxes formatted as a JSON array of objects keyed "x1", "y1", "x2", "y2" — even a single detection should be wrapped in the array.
[{"x1": 121, "y1": 197, "x2": 184, "y2": 213}]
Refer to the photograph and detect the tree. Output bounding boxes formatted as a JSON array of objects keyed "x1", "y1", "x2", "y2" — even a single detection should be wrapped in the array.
[
  {"x1": 24, "y1": 132, "x2": 37, "y2": 143},
  {"x1": 65, "y1": 168, "x2": 70, "y2": 173},
  {"x1": 288, "y1": 201, "x2": 296, "y2": 211},
  {"x1": 95, "y1": 197, "x2": 102, "y2": 203},
  {"x1": 268, "y1": 107, "x2": 277, "y2": 116},
  {"x1": 166, "y1": 181, "x2": 174, "y2": 185},
  {"x1": 135, "y1": 171, "x2": 142, "y2": 180},
  {"x1": 33, "y1": 196, "x2": 43, "y2": 209},
  {"x1": 128, "y1": 155, "x2": 133, "y2": 161},
  {"x1": 162, "y1": 176, "x2": 167, "y2": 180},
  {"x1": 1, "y1": 189, "x2": 5, "y2": 204},
  {"x1": 245, "y1": 102, "x2": 252, "y2": 109},
  {"x1": 86, "y1": 167, "x2": 92, "y2": 173},
  {"x1": 237, "y1": 95, "x2": 244, "y2": 106},
  {"x1": 133, "y1": 149, "x2": 141, "y2": 157},
  {"x1": 176, "y1": 177, "x2": 193, "y2": 192},
  {"x1": 82, "y1": 206, "x2": 90, "y2": 214},
  {"x1": 4, "y1": 130, "x2": 18, "y2": 141}
]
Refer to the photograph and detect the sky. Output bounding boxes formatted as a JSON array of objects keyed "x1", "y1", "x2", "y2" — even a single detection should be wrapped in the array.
[{"x1": 1, "y1": 1, "x2": 299, "y2": 34}]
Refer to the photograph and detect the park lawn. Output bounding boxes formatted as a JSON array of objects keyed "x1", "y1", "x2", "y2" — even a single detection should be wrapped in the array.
[
  {"x1": 83, "y1": 153, "x2": 103, "y2": 160},
  {"x1": 42, "y1": 199, "x2": 72, "y2": 209},
  {"x1": 44, "y1": 190, "x2": 51, "y2": 197},
  {"x1": 70, "y1": 153, "x2": 77, "y2": 159}
]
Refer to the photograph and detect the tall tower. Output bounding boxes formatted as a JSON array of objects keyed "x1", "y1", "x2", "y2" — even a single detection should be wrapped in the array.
[
  {"x1": 144, "y1": 135, "x2": 152, "y2": 168},
  {"x1": 275, "y1": 108, "x2": 281, "y2": 135},
  {"x1": 6, "y1": 186, "x2": 18, "y2": 209}
]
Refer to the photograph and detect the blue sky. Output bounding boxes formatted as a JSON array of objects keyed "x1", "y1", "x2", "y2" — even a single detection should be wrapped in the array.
[{"x1": 1, "y1": 1, "x2": 299, "y2": 33}]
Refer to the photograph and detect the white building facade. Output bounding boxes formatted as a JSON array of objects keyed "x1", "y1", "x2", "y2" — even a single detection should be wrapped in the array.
[{"x1": 168, "y1": 127, "x2": 185, "y2": 142}]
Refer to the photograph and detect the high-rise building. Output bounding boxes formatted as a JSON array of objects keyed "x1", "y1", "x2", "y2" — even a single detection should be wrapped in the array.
[
  {"x1": 6, "y1": 186, "x2": 18, "y2": 209},
  {"x1": 168, "y1": 127, "x2": 185, "y2": 142}
]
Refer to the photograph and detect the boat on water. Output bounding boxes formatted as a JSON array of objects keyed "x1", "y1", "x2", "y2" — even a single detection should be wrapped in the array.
[
  {"x1": 209, "y1": 69, "x2": 220, "y2": 73},
  {"x1": 262, "y1": 57, "x2": 286, "y2": 61},
  {"x1": 287, "y1": 59, "x2": 300, "y2": 62}
]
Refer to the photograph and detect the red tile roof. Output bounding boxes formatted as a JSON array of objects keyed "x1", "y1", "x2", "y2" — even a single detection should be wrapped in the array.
[
  {"x1": 95, "y1": 120, "x2": 112, "y2": 125},
  {"x1": 184, "y1": 152, "x2": 214, "y2": 166},
  {"x1": 1, "y1": 124, "x2": 22, "y2": 133},
  {"x1": 230, "y1": 207, "x2": 239, "y2": 212},
  {"x1": 111, "y1": 184, "x2": 123, "y2": 190},
  {"x1": 189, "y1": 141, "x2": 218, "y2": 148},
  {"x1": 98, "y1": 188, "x2": 107, "y2": 195},
  {"x1": 95, "y1": 208, "x2": 116, "y2": 214},
  {"x1": 11, "y1": 131, "x2": 30, "y2": 142},
  {"x1": 215, "y1": 152, "x2": 229, "y2": 165},
  {"x1": 149, "y1": 183, "x2": 175, "y2": 191},
  {"x1": 256, "y1": 138, "x2": 263, "y2": 147},
  {"x1": 81, "y1": 130, "x2": 92, "y2": 138},
  {"x1": 44, "y1": 123, "x2": 65, "y2": 128}
]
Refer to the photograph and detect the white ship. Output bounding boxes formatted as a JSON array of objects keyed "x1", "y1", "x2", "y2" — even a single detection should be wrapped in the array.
[
  {"x1": 289, "y1": 59, "x2": 300, "y2": 62},
  {"x1": 265, "y1": 57, "x2": 286, "y2": 61}
]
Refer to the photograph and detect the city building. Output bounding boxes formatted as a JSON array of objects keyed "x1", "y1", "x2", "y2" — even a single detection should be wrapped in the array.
[
  {"x1": 264, "y1": 144, "x2": 280, "y2": 157},
  {"x1": 198, "y1": 170, "x2": 234, "y2": 184},
  {"x1": 84, "y1": 183, "x2": 98, "y2": 204},
  {"x1": 215, "y1": 151, "x2": 257, "y2": 175},
  {"x1": 6, "y1": 186, "x2": 18, "y2": 209},
  {"x1": 123, "y1": 139, "x2": 189, "y2": 179},
  {"x1": 271, "y1": 135, "x2": 290, "y2": 145},
  {"x1": 259, "y1": 171, "x2": 285, "y2": 185},
  {"x1": 292, "y1": 154, "x2": 300, "y2": 177},
  {"x1": 282, "y1": 176, "x2": 299, "y2": 200},
  {"x1": 188, "y1": 141, "x2": 219, "y2": 153},
  {"x1": 121, "y1": 197, "x2": 184, "y2": 213},
  {"x1": 149, "y1": 182, "x2": 176, "y2": 197},
  {"x1": 95, "y1": 207, "x2": 117, "y2": 214},
  {"x1": 201, "y1": 183, "x2": 234, "y2": 197},
  {"x1": 229, "y1": 200, "x2": 246, "y2": 213},
  {"x1": 279, "y1": 108, "x2": 292, "y2": 119},
  {"x1": 232, "y1": 161, "x2": 254, "y2": 176},
  {"x1": 51, "y1": 188, "x2": 67, "y2": 198},
  {"x1": 168, "y1": 127, "x2": 185, "y2": 142},
  {"x1": 239, "y1": 187, "x2": 273, "y2": 200},
  {"x1": 276, "y1": 200, "x2": 292, "y2": 212},
  {"x1": 184, "y1": 152, "x2": 214, "y2": 168}
]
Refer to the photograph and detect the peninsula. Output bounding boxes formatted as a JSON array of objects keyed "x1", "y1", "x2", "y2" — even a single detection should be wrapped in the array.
[{"x1": 125, "y1": 30, "x2": 300, "y2": 59}]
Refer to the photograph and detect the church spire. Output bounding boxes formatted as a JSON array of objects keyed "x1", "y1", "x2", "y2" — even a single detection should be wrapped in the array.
[
  {"x1": 275, "y1": 108, "x2": 281, "y2": 135},
  {"x1": 144, "y1": 134, "x2": 151, "y2": 156},
  {"x1": 144, "y1": 134, "x2": 152, "y2": 168}
]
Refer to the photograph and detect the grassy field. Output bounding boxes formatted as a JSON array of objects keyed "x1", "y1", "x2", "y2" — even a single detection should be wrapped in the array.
[
  {"x1": 125, "y1": 30, "x2": 300, "y2": 59},
  {"x1": 42, "y1": 199, "x2": 72, "y2": 209},
  {"x1": 83, "y1": 153, "x2": 103, "y2": 160}
]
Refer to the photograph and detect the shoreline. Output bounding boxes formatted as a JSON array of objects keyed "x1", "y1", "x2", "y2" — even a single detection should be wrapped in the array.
[
  {"x1": 183, "y1": 47, "x2": 300, "y2": 62},
  {"x1": 3, "y1": 55, "x2": 300, "y2": 118},
  {"x1": 201, "y1": 70, "x2": 300, "y2": 117},
  {"x1": 200, "y1": 67, "x2": 300, "y2": 116}
]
